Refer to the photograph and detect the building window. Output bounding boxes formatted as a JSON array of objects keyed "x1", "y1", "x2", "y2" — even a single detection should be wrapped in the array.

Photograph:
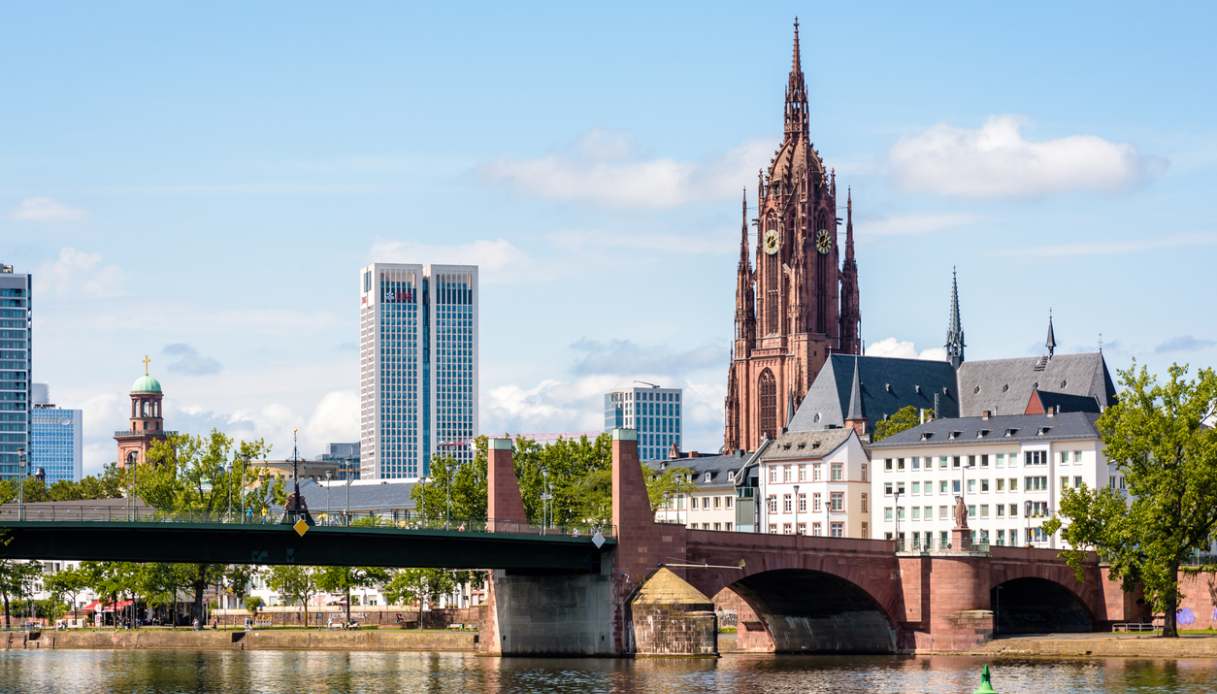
[
  {"x1": 830, "y1": 492, "x2": 844, "y2": 512},
  {"x1": 813, "y1": 522, "x2": 823, "y2": 536},
  {"x1": 783, "y1": 464, "x2": 792, "y2": 482},
  {"x1": 767, "y1": 496, "x2": 777, "y2": 513},
  {"x1": 725, "y1": 496, "x2": 733, "y2": 509},
  {"x1": 768, "y1": 467, "x2": 777, "y2": 483},
  {"x1": 813, "y1": 493, "x2": 822, "y2": 512},
  {"x1": 783, "y1": 494, "x2": 792, "y2": 512},
  {"x1": 861, "y1": 521, "x2": 869, "y2": 537},
  {"x1": 1025, "y1": 450, "x2": 1047, "y2": 466},
  {"x1": 759, "y1": 369, "x2": 777, "y2": 438},
  {"x1": 798, "y1": 464, "x2": 807, "y2": 482},
  {"x1": 830, "y1": 522, "x2": 844, "y2": 538},
  {"x1": 782, "y1": 523, "x2": 792, "y2": 535},
  {"x1": 831, "y1": 462, "x2": 843, "y2": 481},
  {"x1": 797, "y1": 493, "x2": 807, "y2": 512},
  {"x1": 861, "y1": 492, "x2": 869, "y2": 513},
  {"x1": 813, "y1": 464, "x2": 823, "y2": 481}
]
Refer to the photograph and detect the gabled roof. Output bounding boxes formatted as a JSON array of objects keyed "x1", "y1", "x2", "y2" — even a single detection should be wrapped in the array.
[
  {"x1": 870, "y1": 411, "x2": 1101, "y2": 448},
  {"x1": 759, "y1": 429, "x2": 854, "y2": 462},
  {"x1": 957, "y1": 352, "x2": 1116, "y2": 417},
  {"x1": 788, "y1": 354, "x2": 959, "y2": 431},
  {"x1": 1026, "y1": 389, "x2": 1101, "y2": 415}
]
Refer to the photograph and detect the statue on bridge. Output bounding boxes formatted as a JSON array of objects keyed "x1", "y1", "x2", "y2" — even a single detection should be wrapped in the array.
[{"x1": 954, "y1": 495, "x2": 969, "y2": 529}]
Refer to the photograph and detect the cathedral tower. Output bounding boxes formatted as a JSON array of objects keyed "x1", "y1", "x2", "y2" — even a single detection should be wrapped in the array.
[{"x1": 723, "y1": 20, "x2": 862, "y2": 452}]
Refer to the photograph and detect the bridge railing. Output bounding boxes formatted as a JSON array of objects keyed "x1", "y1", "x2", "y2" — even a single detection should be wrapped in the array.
[{"x1": 0, "y1": 504, "x2": 615, "y2": 539}]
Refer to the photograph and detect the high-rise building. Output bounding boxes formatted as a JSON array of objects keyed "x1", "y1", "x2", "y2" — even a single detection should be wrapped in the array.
[
  {"x1": 31, "y1": 383, "x2": 83, "y2": 483},
  {"x1": 359, "y1": 263, "x2": 478, "y2": 480},
  {"x1": 723, "y1": 21, "x2": 862, "y2": 453},
  {"x1": 0, "y1": 263, "x2": 32, "y2": 480},
  {"x1": 603, "y1": 384, "x2": 682, "y2": 462}
]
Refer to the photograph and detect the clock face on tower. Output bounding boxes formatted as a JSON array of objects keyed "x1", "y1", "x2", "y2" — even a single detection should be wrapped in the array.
[
  {"x1": 815, "y1": 228, "x2": 832, "y2": 255},
  {"x1": 763, "y1": 229, "x2": 780, "y2": 255}
]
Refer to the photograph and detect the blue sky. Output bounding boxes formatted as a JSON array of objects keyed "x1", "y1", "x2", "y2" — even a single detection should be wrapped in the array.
[{"x1": 4, "y1": 2, "x2": 1215, "y2": 473}]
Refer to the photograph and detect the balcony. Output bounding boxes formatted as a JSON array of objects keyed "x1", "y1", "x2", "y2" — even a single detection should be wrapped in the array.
[{"x1": 114, "y1": 429, "x2": 178, "y2": 438}]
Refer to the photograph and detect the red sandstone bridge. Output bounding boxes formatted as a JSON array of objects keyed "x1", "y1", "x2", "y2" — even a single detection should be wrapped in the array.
[{"x1": 481, "y1": 431, "x2": 1147, "y2": 656}]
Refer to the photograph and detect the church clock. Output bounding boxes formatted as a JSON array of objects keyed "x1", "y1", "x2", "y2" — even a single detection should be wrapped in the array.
[
  {"x1": 815, "y1": 228, "x2": 832, "y2": 254},
  {"x1": 763, "y1": 228, "x2": 780, "y2": 255}
]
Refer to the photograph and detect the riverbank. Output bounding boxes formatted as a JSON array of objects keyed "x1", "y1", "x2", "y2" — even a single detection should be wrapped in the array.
[
  {"x1": 977, "y1": 632, "x2": 1217, "y2": 659},
  {"x1": 1, "y1": 628, "x2": 477, "y2": 652}
]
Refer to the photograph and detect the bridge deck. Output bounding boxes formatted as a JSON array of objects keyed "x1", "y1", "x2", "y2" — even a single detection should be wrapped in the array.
[{"x1": 0, "y1": 521, "x2": 613, "y2": 572}]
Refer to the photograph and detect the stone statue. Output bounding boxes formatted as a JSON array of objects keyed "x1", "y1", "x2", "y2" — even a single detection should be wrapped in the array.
[{"x1": 954, "y1": 495, "x2": 968, "y2": 529}]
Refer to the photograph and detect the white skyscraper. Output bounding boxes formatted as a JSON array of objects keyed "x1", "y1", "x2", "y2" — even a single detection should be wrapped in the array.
[{"x1": 359, "y1": 263, "x2": 478, "y2": 480}]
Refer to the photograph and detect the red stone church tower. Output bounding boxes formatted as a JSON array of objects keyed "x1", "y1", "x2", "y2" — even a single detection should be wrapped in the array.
[
  {"x1": 723, "y1": 20, "x2": 862, "y2": 452},
  {"x1": 115, "y1": 356, "x2": 169, "y2": 468}
]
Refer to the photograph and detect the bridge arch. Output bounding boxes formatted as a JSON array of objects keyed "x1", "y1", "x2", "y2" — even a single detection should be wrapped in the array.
[
  {"x1": 725, "y1": 568, "x2": 898, "y2": 653},
  {"x1": 991, "y1": 576, "x2": 1095, "y2": 635}
]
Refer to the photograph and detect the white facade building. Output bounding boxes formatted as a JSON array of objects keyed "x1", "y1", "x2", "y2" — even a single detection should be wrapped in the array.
[
  {"x1": 359, "y1": 263, "x2": 478, "y2": 480},
  {"x1": 604, "y1": 384, "x2": 682, "y2": 462},
  {"x1": 758, "y1": 429, "x2": 871, "y2": 538},
  {"x1": 869, "y1": 411, "x2": 1119, "y2": 551}
]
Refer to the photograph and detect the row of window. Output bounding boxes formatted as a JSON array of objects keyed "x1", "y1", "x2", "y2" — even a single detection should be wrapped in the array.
[
  {"x1": 884, "y1": 502, "x2": 1046, "y2": 522},
  {"x1": 767, "y1": 521, "x2": 848, "y2": 538},
  {"x1": 767, "y1": 462, "x2": 850, "y2": 483},
  {"x1": 767, "y1": 491, "x2": 853, "y2": 514},
  {"x1": 889, "y1": 527, "x2": 1050, "y2": 550},
  {"x1": 882, "y1": 450, "x2": 1084, "y2": 472},
  {"x1": 884, "y1": 476, "x2": 1055, "y2": 496}
]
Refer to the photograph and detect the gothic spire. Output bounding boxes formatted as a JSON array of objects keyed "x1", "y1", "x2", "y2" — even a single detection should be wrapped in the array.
[
  {"x1": 739, "y1": 188, "x2": 749, "y2": 266},
  {"x1": 845, "y1": 188, "x2": 856, "y2": 265},
  {"x1": 945, "y1": 267, "x2": 966, "y2": 369},
  {"x1": 1046, "y1": 309, "x2": 1057, "y2": 358},
  {"x1": 734, "y1": 188, "x2": 756, "y2": 350},
  {"x1": 784, "y1": 17, "x2": 809, "y2": 138}
]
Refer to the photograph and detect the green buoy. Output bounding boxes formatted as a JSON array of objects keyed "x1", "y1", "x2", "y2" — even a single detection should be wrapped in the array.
[{"x1": 973, "y1": 664, "x2": 997, "y2": 694}]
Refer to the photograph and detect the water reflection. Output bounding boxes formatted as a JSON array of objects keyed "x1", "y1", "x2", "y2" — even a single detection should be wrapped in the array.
[{"x1": 0, "y1": 650, "x2": 1214, "y2": 693}]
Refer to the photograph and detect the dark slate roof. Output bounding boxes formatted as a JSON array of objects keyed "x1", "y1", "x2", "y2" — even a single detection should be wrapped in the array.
[
  {"x1": 760, "y1": 429, "x2": 854, "y2": 462},
  {"x1": 870, "y1": 411, "x2": 1101, "y2": 448},
  {"x1": 650, "y1": 451, "x2": 750, "y2": 489},
  {"x1": 956, "y1": 352, "x2": 1116, "y2": 417},
  {"x1": 283, "y1": 478, "x2": 416, "y2": 514},
  {"x1": 1029, "y1": 389, "x2": 1101, "y2": 414},
  {"x1": 788, "y1": 354, "x2": 959, "y2": 431}
]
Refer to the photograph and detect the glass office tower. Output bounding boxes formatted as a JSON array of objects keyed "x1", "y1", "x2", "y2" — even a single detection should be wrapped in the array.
[
  {"x1": 604, "y1": 384, "x2": 683, "y2": 462},
  {"x1": 0, "y1": 264, "x2": 31, "y2": 480},
  {"x1": 31, "y1": 384, "x2": 83, "y2": 483},
  {"x1": 359, "y1": 263, "x2": 478, "y2": 480}
]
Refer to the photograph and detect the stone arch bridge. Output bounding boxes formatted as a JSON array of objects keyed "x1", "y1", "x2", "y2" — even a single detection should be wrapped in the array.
[{"x1": 482, "y1": 430, "x2": 1146, "y2": 656}]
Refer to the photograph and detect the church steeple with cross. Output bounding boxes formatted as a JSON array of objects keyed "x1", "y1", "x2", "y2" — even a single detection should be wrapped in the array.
[{"x1": 116, "y1": 356, "x2": 169, "y2": 468}]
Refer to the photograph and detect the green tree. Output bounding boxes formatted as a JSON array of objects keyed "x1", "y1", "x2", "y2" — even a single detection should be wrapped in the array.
[
  {"x1": 43, "y1": 566, "x2": 90, "y2": 622},
  {"x1": 135, "y1": 430, "x2": 277, "y2": 622},
  {"x1": 81, "y1": 562, "x2": 142, "y2": 628},
  {"x1": 137, "y1": 564, "x2": 192, "y2": 626},
  {"x1": 265, "y1": 565, "x2": 317, "y2": 627},
  {"x1": 382, "y1": 568, "x2": 455, "y2": 629},
  {"x1": 872, "y1": 405, "x2": 923, "y2": 442},
  {"x1": 1049, "y1": 363, "x2": 1217, "y2": 638},
  {"x1": 225, "y1": 564, "x2": 258, "y2": 611},
  {"x1": 243, "y1": 595, "x2": 264, "y2": 615},
  {"x1": 0, "y1": 560, "x2": 41, "y2": 628},
  {"x1": 315, "y1": 565, "x2": 390, "y2": 625}
]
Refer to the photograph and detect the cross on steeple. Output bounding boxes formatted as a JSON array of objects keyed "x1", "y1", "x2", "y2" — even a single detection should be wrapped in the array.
[{"x1": 142, "y1": 355, "x2": 151, "y2": 376}]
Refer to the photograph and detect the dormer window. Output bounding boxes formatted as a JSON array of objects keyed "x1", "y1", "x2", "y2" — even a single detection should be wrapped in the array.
[
  {"x1": 704, "y1": 471, "x2": 713, "y2": 483},
  {"x1": 977, "y1": 429, "x2": 990, "y2": 438},
  {"x1": 949, "y1": 431, "x2": 962, "y2": 440},
  {"x1": 1038, "y1": 426, "x2": 1052, "y2": 436},
  {"x1": 920, "y1": 432, "x2": 933, "y2": 441},
  {"x1": 1005, "y1": 428, "x2": 1018, "y2": 437}
]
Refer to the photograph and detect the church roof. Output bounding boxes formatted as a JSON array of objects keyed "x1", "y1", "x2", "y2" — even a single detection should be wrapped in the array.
[
  {"x1": 956, "y1": 352, "x2": 1116, "y2": 417},
  {"x1": 788, "y1": 354, "x2": 959, "y2": 432},
  {"x1": 1026, "y1": 389, "x2": 1101, "y2": 415}
]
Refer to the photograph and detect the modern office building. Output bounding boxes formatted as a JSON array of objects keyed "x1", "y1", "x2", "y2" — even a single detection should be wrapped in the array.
[
  {"x1": 603, "y1": 384, "x2": 682, "y2": 462},
  {"x1": 868, "y1": 410, "x2": 1116, "y2": 551},
  {"x1": 359, "y1": 263, "x2": 478, "y2": 480},
  {"x1": 0, "y1": 263, "x2": 32, "y2": 480},
  {"x1": 30, "y1": 383, "x2": 83, "y2": 483},
  {"x1": 319, "y1": 442, "x2": 360, "y2": 480}
]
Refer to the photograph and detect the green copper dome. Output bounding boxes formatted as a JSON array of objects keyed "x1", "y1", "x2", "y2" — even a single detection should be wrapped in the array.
[{"x1": 131, "y1": 374, "x2": 162, "y2": 393}]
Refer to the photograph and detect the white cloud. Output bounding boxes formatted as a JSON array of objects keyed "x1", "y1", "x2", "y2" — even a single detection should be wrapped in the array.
[
  {"x1": 548, "y1": 229, "x2": 734, "y2": 255},
  {"x1": 862, "y1": 212, "x2": 981, "y2": 237},
  {"x1": 35, "y1": 247, "x2": 124, "y2": 299},
  {"x1": 303, "y1": 390, "x2": 360, "y2": 449},
  {"x1": 993, "y1": 232, "x2": 1217, "y2": 258},
  {"x1": 865, "y1": 337, "x2": 948, "y2": 362},
  {"x1": 889, "y1": 116, "x2": 1163, "y2": 198},
  {"x1": 368, "y1": 238, "x2": 540, "y2": 285},
  {"x1": 481, "y1": 131, "x2": 770, "y2": 208},
  {"x1": 10, "y1": 197, "x2": 85, "y2": 222}
]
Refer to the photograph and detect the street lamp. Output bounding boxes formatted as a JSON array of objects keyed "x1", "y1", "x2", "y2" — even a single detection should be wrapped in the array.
[
  {"x1": 793, "y1": 484, "x2": 800, "y2": 536},
  {"x1": 325, "y1": 472, "x2": 333, "y2": 526},
  {"x1": 1025, "y1": 500, "x2": 1033, "y2": 547}
]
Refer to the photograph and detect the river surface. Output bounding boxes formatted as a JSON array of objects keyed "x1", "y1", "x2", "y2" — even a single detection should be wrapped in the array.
[{"x1": 1, "y1": 650, "x2": 1216, "y2": 693}]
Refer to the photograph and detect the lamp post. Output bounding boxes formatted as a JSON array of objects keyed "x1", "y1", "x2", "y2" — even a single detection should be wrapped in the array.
[
  {"x1": 325, "y1": 472, "x2": 332, "y2": 526},
  {"x1": 345, "y1": 476, "x2": 351, "y2": 527},
  {"x1": 793, "y1": 484, "x2": 800, "y2": 536},
  {"x1": 1024, "y1": 500, "x2": 1033, "y2": 547}
]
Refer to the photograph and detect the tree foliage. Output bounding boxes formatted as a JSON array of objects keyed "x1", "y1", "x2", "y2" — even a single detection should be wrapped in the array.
[
  {"x1": 382, "y1": 568, "x2": 456, "y2": 628},
  {"x1": 0, "y1": 465, "x2": 125, "y2": 505},
  {"x1": 872, "y1": 405, "x2": 923, "y2": 442},
  {"x1": 265, "y1": 565, "x2": 317, "y2": 627},
  {"x1": 43, "y1": 565, "x2": 90, "y2": 621},
  {"x1": 0, "y1": 560, "x2": 41, "y2": 629},
  {"x1": 1051, "y1": 363, "x2": 1217, "y2": 637},
  {"x1": 315, "y1": 565, "x2": 390, "y2": 625},
  {"x1": 412, "y1": 434, "x2": 693, "y2": 528}
]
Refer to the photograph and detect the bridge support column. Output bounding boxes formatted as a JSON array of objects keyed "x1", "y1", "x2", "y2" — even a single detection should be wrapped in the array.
[{"x1": 923, "y1": 552, "x2": 993, "y2": 652}]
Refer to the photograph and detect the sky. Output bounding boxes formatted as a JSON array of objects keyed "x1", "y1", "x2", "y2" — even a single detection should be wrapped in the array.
[{"x1": 3, "y1": 2, "x2": 1216, "y2": 474}]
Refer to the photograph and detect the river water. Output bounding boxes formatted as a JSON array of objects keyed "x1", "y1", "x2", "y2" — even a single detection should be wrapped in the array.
[{"x1": 1, "y1": 650, "x2": 1215, "y2": 693}]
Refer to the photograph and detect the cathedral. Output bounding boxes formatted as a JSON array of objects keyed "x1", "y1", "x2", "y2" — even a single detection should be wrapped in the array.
[{"x1": 723, "y1": 21, "x2": 862, "y2": 452}]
